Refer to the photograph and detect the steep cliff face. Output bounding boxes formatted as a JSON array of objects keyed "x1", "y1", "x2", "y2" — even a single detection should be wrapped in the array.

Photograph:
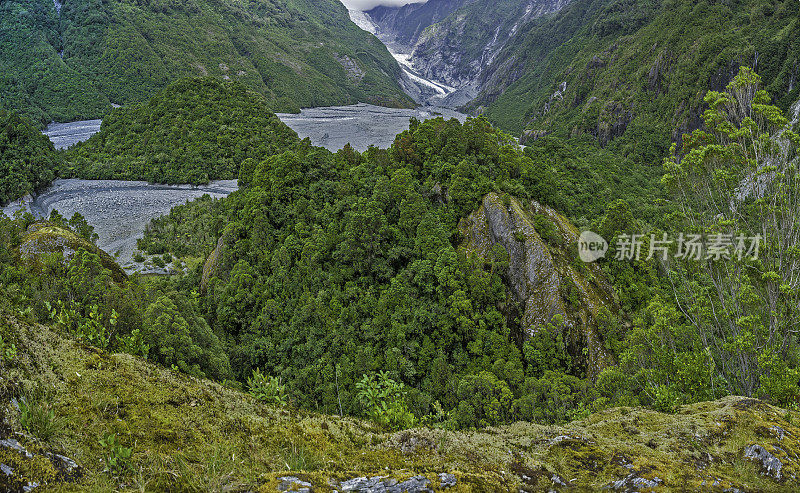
[
  {"x1": 363, "y1": 0, "x2": 571, "y2": 106},
  {"x1": 366, "y1": 0, "x2": 475, "y2": 51},
  {"x1": 459, "y1": 193, "x2": 619, "y2": 377},
  {"x1": 411, "y1": 0, "x2": 571, "y2": 90}
]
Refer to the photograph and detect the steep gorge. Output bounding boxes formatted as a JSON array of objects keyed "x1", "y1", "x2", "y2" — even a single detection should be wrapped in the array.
[{"x1": 361, "y1": 0, "x2": 572, "y2": 107}]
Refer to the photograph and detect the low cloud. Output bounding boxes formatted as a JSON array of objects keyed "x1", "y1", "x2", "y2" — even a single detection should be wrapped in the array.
[{"x1": 341, "y1": 0, "x2": 426, "y2": 11}]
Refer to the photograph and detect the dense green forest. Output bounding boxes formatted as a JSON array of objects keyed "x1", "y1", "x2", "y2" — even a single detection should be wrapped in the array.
[
  {"x1": 0, "y1": 0, "x2": 411, "y2": 127},
  {"x1": 1, "y1": 65, "x2": 800, "y2": 491},
  {"x1": 0, "y1": 111, "x2": 61, "y2": 205},
  {"x1": 2, "y1": 68, "x2": 797, "y2": 433},
  {"x1": 3, "y1": 0, "x2": 800, "y2": 488},
  {"x1": 476, "y1": 0, "x2": 800, "y2": 155},
  {"x1": 64, "y1": 78, "x2": 301, "y2": 184}
]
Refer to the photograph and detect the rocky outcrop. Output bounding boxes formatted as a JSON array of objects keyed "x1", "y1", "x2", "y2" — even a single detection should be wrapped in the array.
[
  {"x1": 277, "y1": 473, "x2": 458, "y2": 492},
  {"x1": 459, "y1": 193, "x2": 619, "y2": 376},
  {"x1": 201, "y1": 236, "x2": 225, "y2": 293},
  {"x1": 334, "y1": 54, "x2": 366, "y2": 84},
  {"x1": 408, "y1": 0, "x2": 571, "y2": 91},
  {"x1": 0, "y1": 436, "x2": 81, "y2": 492},
  {"x1": 18, "y1": 222, "x2": 127, "y2": 283},
  {"x1": 745, "y1": 444, "x2": 783, "y2": 480}
]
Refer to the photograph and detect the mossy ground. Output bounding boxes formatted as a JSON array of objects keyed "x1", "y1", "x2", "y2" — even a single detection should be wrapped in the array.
[
  {"x1": 2, "y1": 314, "x2": 798, "y2": 491},
  {"x1": 19, "y1": 223, "x2": 127, "y2": 283}
]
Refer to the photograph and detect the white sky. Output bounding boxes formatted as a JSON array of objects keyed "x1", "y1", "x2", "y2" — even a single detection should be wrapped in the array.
[{"x1": 340, "y1": 0, "x2": 425, "y2": 11}]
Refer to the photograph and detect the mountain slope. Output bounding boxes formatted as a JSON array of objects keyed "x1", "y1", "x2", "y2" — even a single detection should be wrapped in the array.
[
  {"x1": 474, "y1": 0, "x2": 800, "y2": 157},
  {"x1": 0, "y1": 0, "x2": 412, "y2": 126},
  {"x1": 364, "y1": 0, "x2": 571, "y2": 101},
  {"x1": 366, "y1": 0, "x2": 475, "y2": 50},
  {"x1": 411, "y1": 0, "x2": 571, "y2": 89}
]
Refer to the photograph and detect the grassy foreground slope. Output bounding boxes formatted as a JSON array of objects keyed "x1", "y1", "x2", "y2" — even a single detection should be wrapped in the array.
[
  {"x1": 2, "y1": 314, "x2": 800, "y2": 491},
  {"x1": 0, "y1": 0, "x2": 412, "y2": 127}
]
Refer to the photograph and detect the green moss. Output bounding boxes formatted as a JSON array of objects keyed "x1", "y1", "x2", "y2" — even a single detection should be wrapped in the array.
[
  {"x1": 3, "y1": 315, "x2": 800, "y2": 490},
  {"x1": 18, "y1": 223, "x2": 127, "y2": 283}
]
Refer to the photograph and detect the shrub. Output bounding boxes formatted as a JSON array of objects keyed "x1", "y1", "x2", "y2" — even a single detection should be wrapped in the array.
[
  {"x1": 48, "y1": 301, "x2": 115, "y2": 350},
  {"x1": 247, "y1": 368, "x2": 288, "y2": 406},
  {"x1": 356, "y1": 371, "x2": 416, "y2": 430},
  {"x1": 453, "y1": 371, "x2": 513, "y2": 429},
  {"x1": 116, "y1": 329, "x2": 150, "y2": 359},
  {"x1": 99, "y1": 433, "x2": 133, "y2": 477},
  {"x1": 0, "y1": 334, "x2": 16, "y2": 365}
]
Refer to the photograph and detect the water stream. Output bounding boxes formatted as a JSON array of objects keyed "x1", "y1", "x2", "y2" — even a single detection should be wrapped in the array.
[{"x1": 7, "y1": 101, "x2": 467, "y2": 272}]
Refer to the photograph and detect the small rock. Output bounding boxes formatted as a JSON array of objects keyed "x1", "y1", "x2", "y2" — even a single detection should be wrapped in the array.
[
  {"x1": 340, "y1": 476, "x2": 370, "y2": 491},
  {"x1": 771, "y1": 425, "x2": 789, "y2": 440},
  {"x1": 395, "y1": 475, "x2": 431, "y2": 493},
  {"x1": 0, "y1": 438, "x2": 33, "y2": 458},
  {"x1": 609, "y1": 472, "x2": 663, "y2": 490},
  {"x1": 744, "y1": 444, "x2": 782, "y2": 480},
  {"x1": 438, "y1": 473, "x2": 456, "y2": 488},
  {"x1": 47, "y1": 453, "x2": 81, "y2": 481},
  {"x1": 278, "y1": 476, "x2": 313, "y2": 492}
]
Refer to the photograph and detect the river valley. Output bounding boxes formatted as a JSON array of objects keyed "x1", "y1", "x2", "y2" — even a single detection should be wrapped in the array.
[{"x1": 3, "y1": 101, "x2": 467, "y2": 273}]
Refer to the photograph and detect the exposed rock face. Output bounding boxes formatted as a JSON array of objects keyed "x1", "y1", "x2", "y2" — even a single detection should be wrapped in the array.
[
  {"x1": 334, "y1": 54, "x2": 366, "y2": 83},
  {"x1": 745, "y1": 444, "x2": 783, "y2": 480},
  {"x1": 409, "y1": 0, "x2": 571, "y2": 91},
  {"x1": 277, "y1": 473, "x2": 456, "y2": 492},
  {"x1": 201, "y1": 236, "x2": 225, "y2": 293},
  {"x1": 459, "y1": 193, "x2": 618, "y2": 376},
  {"x1": 364, "y1": 0, "x2": 571, "y2": 105},
  {"x1": 366, "y1": 0, "x2": 474, "y2": 51}
]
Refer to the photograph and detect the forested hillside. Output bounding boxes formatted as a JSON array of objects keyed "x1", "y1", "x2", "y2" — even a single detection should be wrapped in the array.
[
  {"x1": 2, "y1": 58, "x2": 800, "y2": 493},
  {"x1": 64, "y1": 78, "x2": 301, "y2": 184},
  {"x1": 0, "y1": 111, "x2": 61, "y2": 205},
  {"x1": 474, "y1": 0, "x2": 800, "y2": 149},
  {"x1": 0, "y1": 0, "x2": 412, "y2": 127}
]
